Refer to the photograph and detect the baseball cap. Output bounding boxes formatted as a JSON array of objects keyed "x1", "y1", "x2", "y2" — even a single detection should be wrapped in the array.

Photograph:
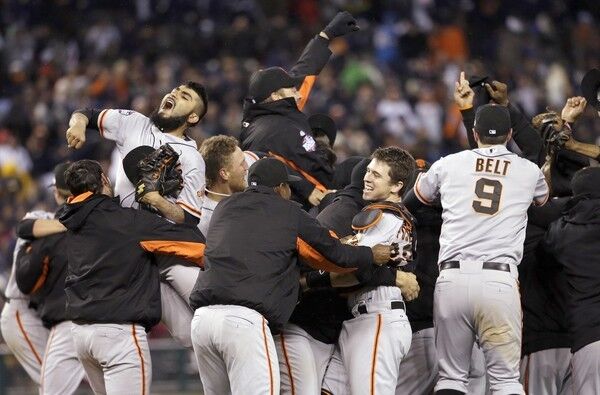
[
  {"x1": 247, "y1": 67, "x2": 303, "y2": 104},
  {"x1": 571, "y1": 166, "x2": 600, "y2": 197},
  {"x1": 51, "y1": 162, "x2": 71, "y2": 191},
  {"x1": 309, "y1": 114, "x2": 337, "y2": 146},
  {"x1": 122, "y1": 146, "x2": 155, "y2": 184},
  {"x1": 474, "y1": 104, "x2": 511, "y2": 137},
  {"x1": 247, "y1": 158, "x2": 301, "y2": 187},
  {"x1": 581, "y1": 68, "x2": 600, "y2": 110}
]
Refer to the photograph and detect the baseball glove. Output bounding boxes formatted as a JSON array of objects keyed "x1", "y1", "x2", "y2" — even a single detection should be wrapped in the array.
[
  {"x1": 531, "y1": 110, "x2": 571, "y2": 155},
  {"x1": 135, "y1": 144, "x2": 183, "y2": 201}
]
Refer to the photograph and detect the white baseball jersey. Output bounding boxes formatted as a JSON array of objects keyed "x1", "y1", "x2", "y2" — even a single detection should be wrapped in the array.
[
  {"x1": 415, "y1": 145, "x2": 548, "y2": 265},
  {"x1": 198, "y1": 196, "x2": 218, "y2": 237},
  {"x1": 97, "y1": 109, "x2": 205, "y2": 218}
]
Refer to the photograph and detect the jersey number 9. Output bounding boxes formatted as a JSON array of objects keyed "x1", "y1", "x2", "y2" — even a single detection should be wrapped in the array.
[{"x1": 472, "y1": 178, "x2": 502, "y2": 215}]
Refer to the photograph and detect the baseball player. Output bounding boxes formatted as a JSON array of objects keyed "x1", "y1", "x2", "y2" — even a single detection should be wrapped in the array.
[
  {"x1": 338, "y1": 147, "x2": 418, "y2": 395},
  {"x1": 198, "y1": 135, "x2": 248, "y2": 236},
  {"x1": 0, "y1": 211, "x2": 51, "y2": 387},
  {"x1": 64, "y1": 81, "x2": 207, "y2": 347},
  {"x1": 414, "y1": 99, "x2": 549, "y2": 394},
  {"x1": 59, "y1": 160, "x2": 206, "y2": 394},
  {"x1": 189, "y1": 158, "x2": 395, "y2": 395},
  {"x1": 14, "y1": 162, "x2": 85, "y2": 395}
]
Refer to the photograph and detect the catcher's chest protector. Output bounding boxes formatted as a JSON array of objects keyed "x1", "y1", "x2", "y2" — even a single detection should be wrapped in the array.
[{"x1": 351, "y1": 202, "x2": 417, "y2": 263}]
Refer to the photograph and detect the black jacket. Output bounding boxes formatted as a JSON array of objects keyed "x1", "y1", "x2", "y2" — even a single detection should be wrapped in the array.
[
  {"x1": 16, "y1": 231, "x2": 68, "y2": 328},
  {"x1": 241, "y1": 36, "x2": 334, "y2": 204},
  {"x1": 59, "y1": 192, "x2": 205, "y2": 331},
  {"x1": 520, "y1": 198, "x2": 571, "y2": 355},
  {"x1": 544, "y1": 195, "x2": 600, "y2": 352},
  {"x1": 189, "y1": 186, "x2": 374, "y2": 333},
  {"x1": 404, "y1": 202, "x2": 442, "y2": 333}
]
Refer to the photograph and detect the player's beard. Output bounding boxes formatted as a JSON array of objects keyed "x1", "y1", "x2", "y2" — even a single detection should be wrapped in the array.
[{"x1": 150, "y1": 110, "x2": 188, "y2": 132}]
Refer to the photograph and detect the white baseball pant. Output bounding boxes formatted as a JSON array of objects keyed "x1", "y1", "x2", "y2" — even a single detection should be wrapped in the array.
[
  {"x1": 159, "y1": 263, "x2": 200, "y2": 349},
  {"x1": 321, "y1": 344, "x2": 350, "y2": 395},
  {"x1": 434, "y1": 261, "x2": 523, "y2": 395},
  {"x1": 567, "y1": 342, "x2": 598, "y2": 395},
  {"x1": 71, "y1": 323, "x2": 151, "y2": 395},
  {"x1": 41, "y1": 321, "x2": 85, "y2": 395},
  {"x1": 520, "y1": 348, "x2": 572, "y2": 395},
  {"x1": 274, "y1": 323, "x2": 334, "y2": 394},
  {"x1": 0, "y1": 299, "x2": 49, "y2": 385},
  {"x1": 339, "y1": 286, "x2": 412, "y2": 395},
  {"x1": 191, "y1": 305, "x2": 279, "y2": 395},
  {"x1": 396, "y1": 327, "x2": 438, "y2": 394}
]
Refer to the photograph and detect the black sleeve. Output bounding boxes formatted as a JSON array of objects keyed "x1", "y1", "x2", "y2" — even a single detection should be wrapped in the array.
[
  {"x1": 183, "y1": 210, "x2": 200, "y2": 226},
  {"x1": 297, "y1": 209, "x2": 374, "y2": 274},
  {"x1": 16, "y1": 219, "x2": 36, "y2": 240},
  {"x1": 460, "y1": 107, "x2": 477, "y2": 149},
  {"x1": 289, "y1": 36, "x2": 332, "y2": 79},
  {"x1": 507, "y1": 103, "x2": 544, "y2": 165},
  {"x1": 528, "y1": 197, "x2": 569, "y2": 229},
  {"x1": 15, "y1": 239, "x2": 47, "y2": 295},
  {"x1": 74, "y1": 108, "x2": 102, "y2": 131}
]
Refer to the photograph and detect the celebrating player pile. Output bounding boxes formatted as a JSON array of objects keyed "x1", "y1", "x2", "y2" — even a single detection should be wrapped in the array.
[{"x1": 5, "y1": 8, "x2": 600, "y2": 395}]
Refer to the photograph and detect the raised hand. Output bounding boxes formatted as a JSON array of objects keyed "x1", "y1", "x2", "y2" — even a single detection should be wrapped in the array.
[
  {"x1": 561, "y1": 96, "x2": 587, "y2": 123},
  {"x1": 454, "y1": 71, "x2": 475, "y2": 110},
  {"x1": 484, "y1": 80, "x2": 509, "y2": 106}
]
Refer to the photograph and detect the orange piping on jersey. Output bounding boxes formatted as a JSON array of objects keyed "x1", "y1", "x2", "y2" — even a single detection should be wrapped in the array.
[
  {"x1": 16, "y1": 311, "x2": 43, "y2": 365},
  {"x1": 268, "y1": 152, "x2": 327, "y2": 192},
  {"x1": 351, "y1": 210, "x2": 383, "y2": 231},
  {"x1": 67, "y1": 191, "x2": 93, "y2": 204},
  {"x1": 132, "y1": 324, "x2": 146, "y2": 395},
  {"x1": 370, "y1": 314, "x2": 383, "y2": 395},
  {"x1": 139, "y1": 240, "x2": 205, "y2": 267},
  {"x1": 297, "y1": 75, "x2": 317, "y2": 111},
  {"x1": 280, "y1": 333, "x2": 296, "y2": 395},
  {"x1": 98, "y1": 109, "x2": 108, "y2": 138},
  {"x1": 176, "y1": 201, "x2": 202, "y2": 218},
  {"x1": 413, "y1": 174, "x2": 433, "y2": 206},
  {"x1": 262, "y1": 318, "x2": 274, "y2": 395},
  {"x1": 30, "y1": 256, "x2": 50, "y2": 294},
  {"x1": 296, "y1": 237, "x2": 356, "y2": 274}
]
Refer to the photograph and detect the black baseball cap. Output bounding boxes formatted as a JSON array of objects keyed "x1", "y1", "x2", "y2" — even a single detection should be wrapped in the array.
[
  {"x1": 474, "y1": 104, "x2": 511, "y2": 137},
  {"x1": 248, "y1": 158, "x2": 301, "y2": 187},
  {"x1": 51, "y1": 161, "x2": 71, "y2": 191},
  {"x1": 247, "y1": 67, "x2": 303, "y2": 104},
  {"x1": 581, "y1": 68, "x2": 600, "y2": 110},
  {"x1": 122, "y1": 146, "x2": 155, "y2": 184},
  {"x1": 571, "y1": 166, "x2": 600, "y2": 197},
  {"x1": 309, "y1": 113, "x2": 337, "y2": 146}
]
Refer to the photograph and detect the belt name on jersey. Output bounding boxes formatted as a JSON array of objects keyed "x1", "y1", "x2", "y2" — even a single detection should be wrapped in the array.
[{"x1": 475, "y1": 158, "x2": 511, "y2": 176}]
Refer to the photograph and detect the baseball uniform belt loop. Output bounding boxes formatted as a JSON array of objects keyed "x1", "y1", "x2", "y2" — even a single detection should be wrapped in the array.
[
  {"x1": 353, "y1": 300, "x2": 405, "y2": 317},
  {"x1": 440, "y1": 260, "x2": 511, "y2": 272}
]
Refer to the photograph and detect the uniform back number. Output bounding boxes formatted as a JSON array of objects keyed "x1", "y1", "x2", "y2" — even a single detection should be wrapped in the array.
[{"x1": 472, "y1": 178, "x2": 502, "y2": 215}]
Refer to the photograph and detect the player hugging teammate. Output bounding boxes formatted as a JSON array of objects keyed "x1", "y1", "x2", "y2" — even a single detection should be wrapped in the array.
[{"x1": 5, "y1": 9, "x2": 600, "y2": 395}]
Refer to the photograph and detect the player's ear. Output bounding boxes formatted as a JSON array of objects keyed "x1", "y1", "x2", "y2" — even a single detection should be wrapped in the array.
[
  {"x1": 219, "y1": 168, "x2": 229, "y2": 181},
  {"x1": 187, "y1": 112, "x2": 199, "y2": 125},
  {"x1": 392, "y1": 180, "x2": 403, "y2": 195},
  {"x1": 472, "y1": 128, "x2": 480, "y2": 143}
]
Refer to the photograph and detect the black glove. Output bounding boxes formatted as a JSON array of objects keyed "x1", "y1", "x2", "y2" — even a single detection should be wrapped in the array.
[
  {"x1": 322, "y1": 11, "x2": 359, "y2": 39},
  {"x1": 135, "y1": 144, "x2": 183, "y2": 202}
]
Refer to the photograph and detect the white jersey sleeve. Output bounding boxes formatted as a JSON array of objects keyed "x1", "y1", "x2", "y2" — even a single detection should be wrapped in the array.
[
  {"x1": 176, "y1": 167, "x2": 204, "y2": 219},
  {"x1": 414, "y1": 159, "x2": 443, "y2": 204},
  {"x1": 97, "y1": 109, "x2": 146, "y2": 146},
  {"x1": 532, "y1": 168, "x2": 549, "y2": 206}
]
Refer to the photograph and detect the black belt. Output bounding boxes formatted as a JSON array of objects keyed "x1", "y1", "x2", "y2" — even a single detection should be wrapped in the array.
[
  {"x1": 356, "y1": 300, "x2": 405, "y2": 315},
  {"x1": 440, "y1": 260, "x2": 511, "y2": 272}
]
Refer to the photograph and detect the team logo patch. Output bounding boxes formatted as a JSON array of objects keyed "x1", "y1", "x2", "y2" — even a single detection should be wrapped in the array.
[
  {"x1": 489, "y1": 129, "x2": 496, "y2": 135},
  {"x1": 118, "y1": 110, "x2": 134, "y2": 116},
  {"x1": 300, "y1": 131, "x2": 316, "y2": 152}
]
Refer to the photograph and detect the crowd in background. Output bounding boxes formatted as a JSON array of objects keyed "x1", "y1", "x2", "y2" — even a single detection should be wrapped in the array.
[{"x1": 1, "y1": 0, "x2": 599, "y2": 281}]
